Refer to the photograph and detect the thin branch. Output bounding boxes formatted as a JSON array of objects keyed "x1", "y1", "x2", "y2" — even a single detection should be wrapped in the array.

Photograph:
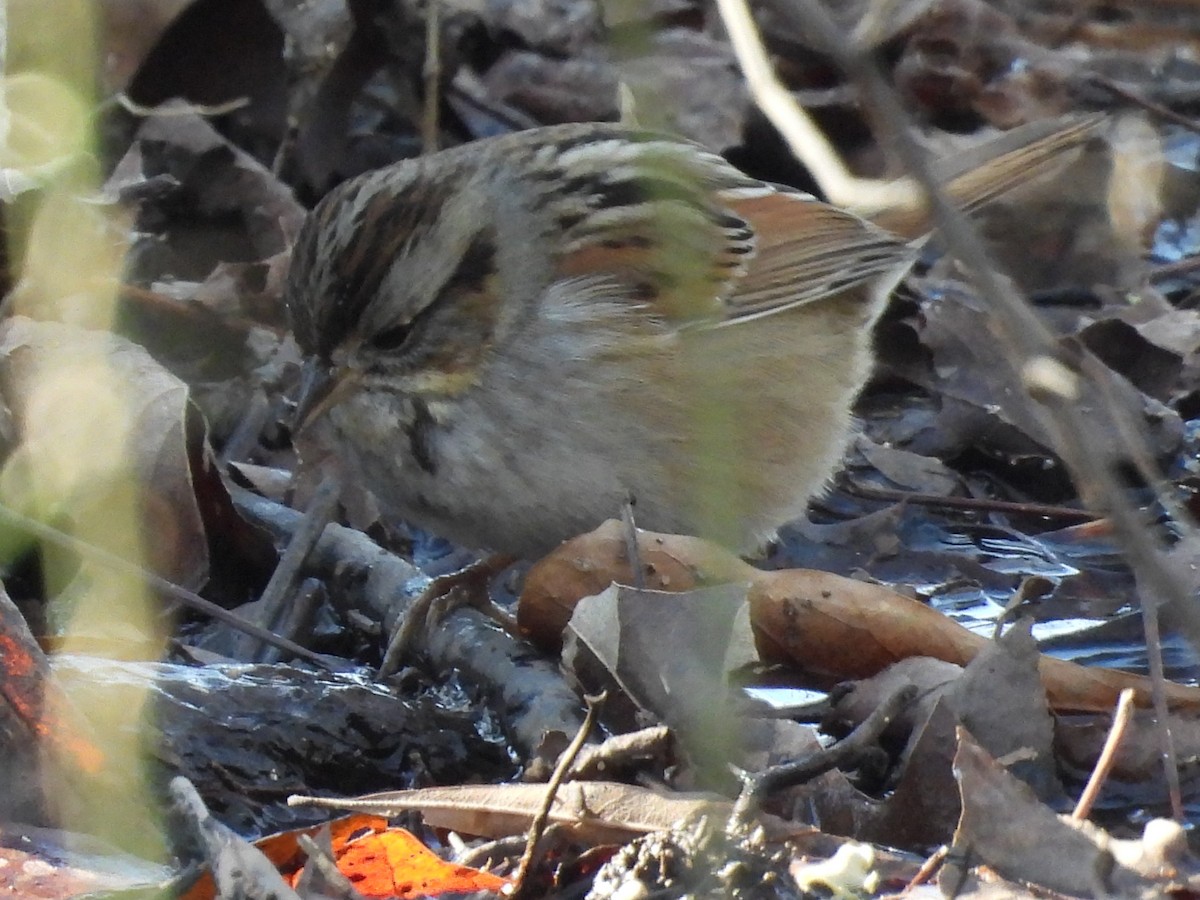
[
  {"x1": 422, "y1": 0, "x2": 441, "y2": 154},
  {"x1": 0, "y1": 0, "x2": 8, "y2": 150},
  {"x1": 714, "y1": 0, "x2": 919, "y2": 214},
  {"x1": 840, "y1": 479, "x2": 1099, "y2": 523},
  {"x1": 1087, "y1": 74, "x2": 1200, "y2": 136},
  {"x1": 1072, "y1": 689, "x2": 1136, "y2": 821},
  {"x1": 510, "y1": 692, "x2": 604, "y2": 899},
  {"x1": 730, "y1": 684, "x2": 916, "y2": 829},
  {"x1": 244, "y1": 475, "x2": 341, "y2": 657},
  {"x1": 0, "y1": 501, "x2": 337, "y2": 671}
]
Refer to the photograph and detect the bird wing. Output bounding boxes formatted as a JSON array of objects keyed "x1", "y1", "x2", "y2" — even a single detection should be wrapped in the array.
[
  {"x1": 512, "y1": 125, "x2": 911, "y2": 330},
  {"x1": 715, "y1": 186, "x2": 914, "y2": 325}
]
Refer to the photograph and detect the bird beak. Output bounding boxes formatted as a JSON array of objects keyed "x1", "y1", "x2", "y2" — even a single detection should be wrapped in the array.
[{"x1": 293, "y1": 358, "x2": 361, "y2": 433}]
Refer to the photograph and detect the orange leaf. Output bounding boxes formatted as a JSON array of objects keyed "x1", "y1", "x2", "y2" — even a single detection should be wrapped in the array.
[
  {"x1": 181, "y1": 814, "x2": 392, "y2": 900},
  {"x1": 337, "y1": 827, "x2": 509, "y2": 899}
]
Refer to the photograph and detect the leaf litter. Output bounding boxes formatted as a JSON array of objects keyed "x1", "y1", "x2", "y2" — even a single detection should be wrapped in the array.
[{"x1": 5, "y1": 0, "x2": 1200, "y2": 897}]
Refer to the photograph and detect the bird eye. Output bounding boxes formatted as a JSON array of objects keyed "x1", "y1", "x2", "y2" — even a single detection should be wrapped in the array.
[{"x1": 369, "y1": 323, "x2": 412, "y2": 351}]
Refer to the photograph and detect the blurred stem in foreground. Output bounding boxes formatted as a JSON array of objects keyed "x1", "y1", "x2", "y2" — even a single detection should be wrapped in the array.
[{"x1": 1, "y1": 0, "x2": 167, "y2": 860}]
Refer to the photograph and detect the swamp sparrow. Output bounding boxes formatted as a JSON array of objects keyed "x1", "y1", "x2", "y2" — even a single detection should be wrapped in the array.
[{"x1": 286, "y1": 119, "x2": 1099, "y2": 555}]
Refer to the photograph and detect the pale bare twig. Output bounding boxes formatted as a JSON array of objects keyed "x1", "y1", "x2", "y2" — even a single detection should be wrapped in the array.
[
  {"x1": 903, "y1": 844, "x2": 950, "y2": 892},
  {"x1": 116, "y1": 93, "x2": 251, "y2": 117},
  {"x1": 1072, "y1": 689, "x2": 1136, "y2": 821},
  {"x1": 714, "y1": 0, "x2": 920, "y2": 214},
  {"x1": 510, "y1": 692, "x2": 605, "y2": 899}
]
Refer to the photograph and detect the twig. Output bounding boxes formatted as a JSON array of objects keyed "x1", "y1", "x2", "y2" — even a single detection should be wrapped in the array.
[
  {"x1": 1087, "y1": 74, "x2": 1200, "y2": 136},
  {"x1": 244, "y1": 474, "x2": 341, "y2": 658},
  {"x1": 1072, "y1": 689, "x2": 1136, "y2": 821},
  {"x1": 1148, "y1": 254, "x2": 1200, "y2": 281},
  {"x1": 260, "y1": 577, "x2": 324, "y2": 664},
  {"x1": 272, "y1": 116, "x2": 298, "y2": 179},
  {"x1": 457, "y1": 834, "x2": 529, "y2": 871},
  {"x1": 231, "y1": 485, "x2": 587, "y2": 760},
  {"x1": 510, "y1": 692, "x2": 605, "y2": 899},
  {"x1": 730, "y1": 684, "x2": 917, "y2": 829},
  {"x1": 840, "y1": 479, "x2": 1099, "y2": 523},
  {"x1": 116, "y1": 93, "x2": 251, "y2": 118},
  {"x1": 771, "y1": 0, "x2": 1188, "y2": 821},
  {"x1": 568, "y1": 725, "x2": 673, "y2": 780},
  {"x1": 219, "y1": 388, "x2": 273, "y2": 464},
  {"x1": 0, "y1": 501, "x2": 337, "y2": 670},
  {"x1": 422, "y1": 0, "x2": 441, "y2": 153},
  {"x1": 377, "y1": 552, "x2": 515, "y2": 678},
  {"x1": 713, "y1": 0, "x2": 919, "y2": 214},
  {"x1": 903, "y1": 844, "x2": 950, "y2": 892},
  {"x1": 446, "y1": 77, "x2": 540, "y2": 133}
]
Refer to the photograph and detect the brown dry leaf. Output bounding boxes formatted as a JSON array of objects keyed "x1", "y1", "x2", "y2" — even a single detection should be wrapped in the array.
[
  {"x1": 892, "y1": 0, "x2": 1073, "y2": 128},
  {"x1": 476, "y1": 0, "x2": 600, "y2": 54},
  {"x1": 518, "y1": 520, "x2": 748, "y2": 649},
  {"x1": 268, "y1": 0, "x2": 384, "y2": 195},
  {"x1": 0, "y1": 316, "x2": 208, "y2": 589},
  {"x1": 969, "y1": 138, "x2": 1144, "y2": 293},
  {"x1": 1133, "y1": 308, "x2": 1200, "y2": 362},
  {"x1": 1058, "y1": 706, "x2": 1200, "y2": 786},
  {"x1": 854, "y1": 437, "x2": 961, "y2": 495},
  {"x1": 952, "y1": 728, "x2": 1200, "y2": 896},
  {"x1": 1006, "y1": 0, "x2": 1200, "y2": 60},
  {"x1": 481, "y1": 28, "x2": 748, "y2": 149},
  {"x1": 827, "y1": 657, "x2": 964, "y2": 736},
  {"x1": 897, "y1": 284, "x2": 1183, "y2": 467},
  {"x1": 811, "y1": 626, "x2": 1059, "y2": 849},
  {"x1": 105, "y1": 110, "x2": 304, "y2": 445},
  {"x1": 778, "y1": 658, "x2": 964, "y2": 849},
  {"x1": 752, "y1": 565, "x2": 1200, "y2": 712},
  {"x1": 481, "y1": 51, "x2": 615, "y2": 125},
  {"x1": 563, "y1": 582, "x2": 754, "y2": 778},
  {"x1": 890, "y1": 0, "x2": 1200, "y2": 132},
  {"x1": 328, "y1": 826, "x2": 510, "y2": 899},
  {"x1": 872, "y1": 696, "x2": 963, "y2": 849},
  {"x1": 951, "y1": 621, "x2": 1063, "y2": 802},
  {"x1": 520, "y1": 521, "x2": 1200, "y2": 712},
  {"x1": 290, "y1": 781, "x2": 812, "y2": 845},
  {"x1": 225, "y1": 462, "x2": 291, "y2": 501},
  {"x1": 170, "y1": 777, "x2": 302, "y2": 900},
  {"x1": 96, "y1": 0, "x2": 197, "y2": 92},
  {"x1": 122, "y1": 0, "x2": 288, "y2": 156},
  {"x1": 181, "y1": 813, "x2": 391, "y2": 900},
  {"x1": 1079, "y1": 317, "x2": 1184, "y2": 401},
  {"x1": 109, "y1": 108, "x2": 305, "y2": 294}
]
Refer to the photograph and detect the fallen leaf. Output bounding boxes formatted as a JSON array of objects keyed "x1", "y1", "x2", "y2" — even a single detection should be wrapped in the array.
[
  {"x1": 290, "y1": 781, "x2": 813, "y2": 845},
  {"x1": 563, "y1": 582, "x2": 754, "y2": 780},
  {"x1": 520, "y1": 521, "x2": 1200, "y2": 712},
  {"x1": 951, "y1": 728, "x2": 1191, "y2": 896},
  {"x1": 0, "y1": 316, "x2": 209, "y2": 589},
  {"x1": 331, "y1": 827, "x2": 509, "y2": 899}
]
